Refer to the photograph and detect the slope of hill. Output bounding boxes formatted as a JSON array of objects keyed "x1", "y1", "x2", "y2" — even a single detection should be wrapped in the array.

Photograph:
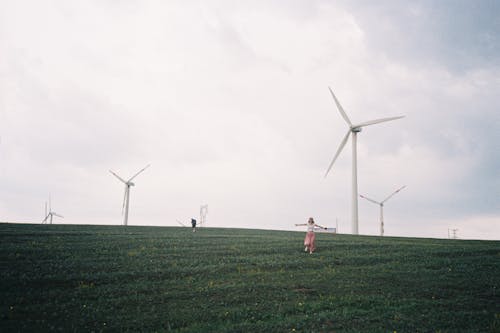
[{"x1": 1, "y1": 223, "x2": 499, "y2": 332}]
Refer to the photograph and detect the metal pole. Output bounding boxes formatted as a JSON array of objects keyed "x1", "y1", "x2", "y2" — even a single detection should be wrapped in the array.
[
  {"x1": 380, "y1": 205, "x2": 384, "y2": 236},
  {"x1": 124, "y1": 187, "x2": 130, "y2": 226},
  {"x1": 351, "y1": 132, "x2": 359, "y2": 235}
]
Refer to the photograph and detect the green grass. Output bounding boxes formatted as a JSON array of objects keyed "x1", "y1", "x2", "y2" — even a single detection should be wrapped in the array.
[{"x1": 1, "y1": 223, "x2": 499, "y2": 332}]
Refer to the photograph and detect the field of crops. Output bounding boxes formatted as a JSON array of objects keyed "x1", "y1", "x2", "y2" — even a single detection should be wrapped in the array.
[{"x1": 1, "y1": 223, "x2": 499, "y2": 332}]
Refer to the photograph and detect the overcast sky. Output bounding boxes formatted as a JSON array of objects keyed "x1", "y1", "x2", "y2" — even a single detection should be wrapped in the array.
[{"x1": 1, "y1": 0, "x2": 499, "y2": 240}]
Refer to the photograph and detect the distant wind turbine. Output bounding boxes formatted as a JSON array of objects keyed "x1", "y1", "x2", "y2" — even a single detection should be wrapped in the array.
[
  {"x1": 324, "y1": 87, "x2": 404, "y2": 235},
  {"x1": 42, "y1": 195, "x2": 63, "y2": 224},
  {"x1": 200, "y1": 204, "x2": 208, "y2": 227},
  {"x1": 109, "y1": 164, "x2": 150, "y2": 226},
  {"x1": 360, "y1": 185, "x2": 406, "y2": 236},
  {"x1": 176, "y1": 219, "x2": 187, "y2": 227}
]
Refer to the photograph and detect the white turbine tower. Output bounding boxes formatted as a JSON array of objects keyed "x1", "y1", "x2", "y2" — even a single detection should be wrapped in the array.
[
  {"x1": 324, "y1": 87, "x2": 404, "y2": 235},
  {"x1": 42, "y1": 195, "x2": 63, "y2": 224},
  {"x1": 109, "y1": 164, "x2": 150, "y2": 226},
  {"x1": 200, "y1": 204, "x2": 208, "y2": 227},
  {"x1": 360, "y1": 185, "x2": 406, "y2": 236}
]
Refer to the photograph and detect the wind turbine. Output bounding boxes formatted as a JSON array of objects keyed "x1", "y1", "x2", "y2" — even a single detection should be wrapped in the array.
[
  {"x1": 42, "y1": 195, "x2": 63, "y2": 224},
  {"x1": 109, "y1": 164, "x2": 150, "y2": 226},
  {"x1": 360, "y1": 185, "x2": 406, "y2": 236},
  {"x1": 324, "y1": 87, "x2": 404, "y2": 235},
  {"x1": 200, "y1": 204, "x2": 208, "y2": 227}
]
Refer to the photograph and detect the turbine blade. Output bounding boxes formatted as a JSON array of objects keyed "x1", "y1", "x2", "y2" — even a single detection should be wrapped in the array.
[
  {"x1": 128, "y1": 164, "x2": 151, "y2": 182},
  {"x1": 53, "y1": 213, "x2": 64, "y2": 218},
  {"x1": 353, "y1": 116, "x2": 404, "y2": 128},
  {"x1": 328, "y1": 87, "x2": 352, "y2": 126},
  {"x1": 324, "y1": 130, "x2": 351, "y2": 178},
  {"x1": 42, "y1": 214, "x2": 49, "y2": 223},
  {"x1": 382, "y1": 185, "x2": 406, "y2": 204},
  {"x1": 109, "y1": 170, "x2": 127, "y2": 184},
  {"x1": 359, "y1": 194, "x2": 380, "y2": 205}
]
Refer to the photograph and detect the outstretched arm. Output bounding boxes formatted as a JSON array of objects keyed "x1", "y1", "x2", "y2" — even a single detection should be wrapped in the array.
[{"x1": 314, "y1": 223, "x2": 327, "y2": 230}]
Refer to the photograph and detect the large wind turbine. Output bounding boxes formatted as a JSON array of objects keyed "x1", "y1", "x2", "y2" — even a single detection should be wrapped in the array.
[
  {"x1": 109, "y1": 164, "x2": 150, "y2": 226},
  {"x1": 42, "y1": 195, "x2": 63, "y2": 224},
  {"x1": 360, "y1": 185, "x2": 406, "y2": 236},
  {"x1": 324, "y1": 87, "x2": 404, "y2": 235}
]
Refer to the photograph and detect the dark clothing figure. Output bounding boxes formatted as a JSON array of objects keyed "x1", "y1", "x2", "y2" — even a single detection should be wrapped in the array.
[{"x1": 191, "y1": 218, "x2": 197, "y2": 232}]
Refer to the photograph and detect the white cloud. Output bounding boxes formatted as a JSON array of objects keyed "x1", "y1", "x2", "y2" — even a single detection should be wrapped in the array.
[{"x1": 0, "y1": 1, "x2": 498, "y2": 240}]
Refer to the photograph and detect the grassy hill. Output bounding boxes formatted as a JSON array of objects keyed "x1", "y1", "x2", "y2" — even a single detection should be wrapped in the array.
[{"x1": 1, "y1": 223, "x2": 499, "y2": 332}]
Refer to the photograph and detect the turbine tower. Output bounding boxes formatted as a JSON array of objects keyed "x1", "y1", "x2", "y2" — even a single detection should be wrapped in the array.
[
  {"x1": 109, "y1": 164, "x2": 150, "y2": 226},
  {"x1": 360, "y1": 185, "x2": 406, "y2": 236},
  {"x1": 42, "y1": 195, "x2": 63, "y2": 224},
  {"x1": 324, "y1": 87, "x2": 404, "y2": 235},
  {"x1": 200, "y1": 204, "x2": 208, "y2": 227}
]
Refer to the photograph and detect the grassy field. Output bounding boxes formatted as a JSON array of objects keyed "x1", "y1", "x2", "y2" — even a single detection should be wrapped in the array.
[{"x1": 1, "y1": 223, "x2": 499, "y2": 332}]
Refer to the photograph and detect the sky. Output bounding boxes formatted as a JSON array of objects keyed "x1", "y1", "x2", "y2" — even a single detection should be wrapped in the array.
[{"x1": 1, "y1": 0, "x2": 499, "y2": 240}]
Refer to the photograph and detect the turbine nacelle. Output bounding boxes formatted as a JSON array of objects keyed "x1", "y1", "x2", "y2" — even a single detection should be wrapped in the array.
[{"x1": 351, "y1": 127, "x2": 362, "y2": 133}]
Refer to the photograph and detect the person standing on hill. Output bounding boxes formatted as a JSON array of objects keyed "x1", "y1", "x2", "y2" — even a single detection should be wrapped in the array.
[
  {"x1": 191, "y1": 218, "x2": 197, "y2": 232},
  {"x1": 295, "y1": 217, "x2": 326, "y2": 254}
]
